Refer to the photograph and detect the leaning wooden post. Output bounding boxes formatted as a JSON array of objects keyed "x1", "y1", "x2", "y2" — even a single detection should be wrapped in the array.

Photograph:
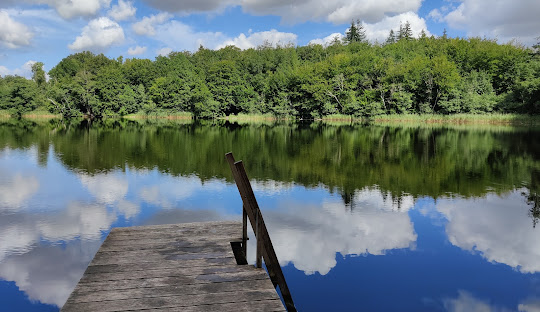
[{"x1": 225, "y1": 152, "x2": 297, "y2": 312}]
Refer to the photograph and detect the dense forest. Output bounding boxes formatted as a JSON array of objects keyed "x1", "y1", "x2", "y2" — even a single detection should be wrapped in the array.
[{"x1": 1, "y1": 26, "x2": 539, "y2": 118}]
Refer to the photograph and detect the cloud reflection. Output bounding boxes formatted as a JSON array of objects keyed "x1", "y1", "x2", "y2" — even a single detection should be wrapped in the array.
[
  {"x1": 444, "y1": 290, "x2": 511, "y2": 312},
  {"x1": 248, "y1": 187, "x2": 417, "y2": 275},
  {"x1": 0, "y1": 240, "x2": 101, "y2": 307},
  {"x1": 436, "y1": 190, "x2": 540, "y2": 273},
  {"x1": 0, "y1": 173, "x2": 39, "y2": 210}
]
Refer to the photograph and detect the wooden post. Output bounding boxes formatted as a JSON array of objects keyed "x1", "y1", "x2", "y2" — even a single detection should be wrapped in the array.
[
  {"x1": 225, "y1": 152, "x2": 297, "y2": 312},
  {"x1": 242, "y1": 206, "x2": 248, "y2": 257},
  {"x1": 256, "y1": 208, "x2": 263, "y2": 268}
]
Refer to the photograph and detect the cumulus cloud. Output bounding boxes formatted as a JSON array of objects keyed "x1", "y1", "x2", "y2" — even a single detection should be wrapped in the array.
[
  {"x1": 132, "y1": 12, "x2": 171, "y2": 36},
  {"x1": 434, "y1": 0, "x2": 540, "y2": 45},
  {"x1": 246, "y1": 187, "x2": 417, "y2": 275},
  {"x1": 68, "y1": 17, "x2": 124, "y2": 52},
  {"x1": 363, "y1": 11, "x2": 430, "y2": 42},
  {"x1": 139, "y1": 0, "x2": 422, "y2": 25},
  {"x1": 0, "y1": 10, "x2": 34, "y2": 49},
  {"x1": 108, "y1": 0, "x2": 136, "y2": 21},
  {"x1": 139, "y1": 176, "x2": 202, "y2": 208},
  {"x1": 152, "y1": 20, "x2": 296, "y2": 52},
  {"x1": 40, "y1": 0, "x2": 112, "y2": 19},
  {"x1": 156, "y1": 47, "x2": 172, "y2": 56},
  {"x1": 0, "y1": 201, "x2": 116, "y2": 262},
  {"x1": 78, "y1": 173, "x2": 128, "y2": 204},
  {"x1": 0, "y1": 174, "x2": 39, "y2": 209},
  {"x1": 127, "y1": 45, "x2": 147, "y2": 55},
  {"x1": 153, "y1": 20, "x2": 227, "y2": 51},
  {"x1": 242, "y1": 0, "x2": 423, "y2": 24},
  {"x1": 0, "y1": 240, "x2": 102, "y2": 307},
  {"x1": 310, "y1": 12, "x2": 429, "y2": 44},
  {"x1": 309, "y1": 32, "x2": 343, "y2": 46},
  {"x1": 0, "y1": 60, "x2": 37, "y2": 78},
  {"x1": 141, "y1": 0, "x2": 235, "y2": 14},
  {"x1": 444, "y1": 290, "x2": 509, "y2": 312},
  {"x1": 216, "y1": 29, "x2": 297, "y2": 50},
  {"x1": 519, "y1": 299, "x2": 540, "y2": 312},
  {"x1": 436, "y1": 190, "x2": 540, "y2": 273}
]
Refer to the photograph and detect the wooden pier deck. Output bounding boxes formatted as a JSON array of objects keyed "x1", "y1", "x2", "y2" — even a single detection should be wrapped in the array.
[{"x1": 61, "y1": 221, "x2": 286, "y2": 312}]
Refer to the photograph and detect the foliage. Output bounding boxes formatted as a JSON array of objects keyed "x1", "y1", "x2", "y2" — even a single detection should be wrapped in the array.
[{"x1": 1, "y1": 32, "x2": 539, "y2": 119}]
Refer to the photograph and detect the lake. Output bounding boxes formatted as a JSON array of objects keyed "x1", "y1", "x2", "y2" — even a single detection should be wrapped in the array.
[{"x1": 1, "y1": 118, "x2": 539, "y2": 311}]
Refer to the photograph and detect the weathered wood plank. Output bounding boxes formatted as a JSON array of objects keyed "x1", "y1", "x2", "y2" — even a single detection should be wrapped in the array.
[
  {"x1": 63, "y1": 289, "x2": 279, "y2": 312},
  {"x1": 68, "y1": 279, "x2": 277, "y2": 303},
  {"x1": 81, "y1": 265, "x2": 252, "y2": 283},
  {"x1": 86, "y1": 258, "x2": 238, "y2": 274},
  {"x1": 62, "y1": 221, "x2": 285, "y2": 312},
  {"x1": 144, "y1": 299, "x2": 285, "y2": 312}
]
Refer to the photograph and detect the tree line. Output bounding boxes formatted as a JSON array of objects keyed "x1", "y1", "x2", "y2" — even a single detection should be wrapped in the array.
[{"x1": 1, "y1": 29, "x2": 539, "y2": 118}]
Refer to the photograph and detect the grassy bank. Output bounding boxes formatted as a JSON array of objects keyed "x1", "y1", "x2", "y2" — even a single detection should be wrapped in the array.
[
  {"x1": 2, "y1": 110, "x2": 540, "y2": 127},
  {"x1": 222, "y1": 113, "x2": 540, "y2": 126},
  {"x1": 123, "y1": 111, "x2": 193, "y2": 119},
  {"x1": 371, "y1": 114, "x2": 540, "y2": 126}
]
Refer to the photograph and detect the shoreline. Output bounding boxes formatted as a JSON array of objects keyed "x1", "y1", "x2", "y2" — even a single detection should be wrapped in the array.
[{"x1": 2, "y1": 111, "x2": 540, "y2": 126}]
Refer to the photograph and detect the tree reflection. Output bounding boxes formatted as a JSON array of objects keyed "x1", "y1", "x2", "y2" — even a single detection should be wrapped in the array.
[{"x1": 524, "y1": 170, "x2": 540, "y2": 228}]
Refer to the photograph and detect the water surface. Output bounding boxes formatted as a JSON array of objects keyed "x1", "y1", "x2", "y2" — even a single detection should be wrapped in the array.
[{"x1": 1, "y1": 118, "x2": 539, "y2": 311}]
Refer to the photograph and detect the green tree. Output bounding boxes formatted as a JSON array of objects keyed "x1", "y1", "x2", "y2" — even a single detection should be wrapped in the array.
[{"x1": 345, "y1": 20, "x2": 366, "y2": 43}]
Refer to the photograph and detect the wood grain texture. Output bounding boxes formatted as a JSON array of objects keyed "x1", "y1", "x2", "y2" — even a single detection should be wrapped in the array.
[{"x1": 61, "y1": 221, "x2": 285, "y2": 312}]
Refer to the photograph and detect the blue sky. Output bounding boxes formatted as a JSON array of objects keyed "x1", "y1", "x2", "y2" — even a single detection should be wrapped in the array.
[{"x1": 0, "y1": 0, "x2": 538, "y2": 78}]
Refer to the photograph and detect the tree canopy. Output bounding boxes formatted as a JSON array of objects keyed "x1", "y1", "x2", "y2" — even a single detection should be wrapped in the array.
[{"x1": 1, "y1": 26, "x2": 539, "y2": 118}]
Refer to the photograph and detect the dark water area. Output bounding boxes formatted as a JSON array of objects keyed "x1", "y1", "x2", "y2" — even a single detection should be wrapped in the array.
[{"x1": 1, "y1": 118, "x2": 540, "y2": 311}]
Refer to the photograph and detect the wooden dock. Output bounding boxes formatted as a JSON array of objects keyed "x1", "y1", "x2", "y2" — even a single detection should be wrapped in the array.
[
  {"x1": 61, "y1": 221, "x2": 286, "y2": 312},
  {"x1": 62, "y1": 153, "x2": 296, "y2": 312}
]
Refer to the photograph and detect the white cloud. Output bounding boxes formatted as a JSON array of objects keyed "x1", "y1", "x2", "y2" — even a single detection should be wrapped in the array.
[
  {"x1": 127, "y1": 45, "x2": 147, "y2": 55},
  {"x1": 78, "y1": 173, "x2": 128, "y2": 204},
  {"x1": 0, "y1": 174, "x2": 39, "y2": 209},
  {"x1": 309, "y1": 12, "x2": 429, "y2": 44},
  {"x1": 0, "y1": 240, "x2": 102, "y2": 307},
  {"x1": 156, "y1": 47, "x2": 172, "y2": 56},
  {"x1": 41, "y1": 0, "x2": 112, "y2": 19},
  {"x1": 519, "y1": 299, "x2": 540, "y2": 312},
  {"x1": 428, "y1": 8, "x2": 444, "y2": 23},
  {"x1": 0, "y1": 201, "x2": 116, "y2": 262},
  {"x1": 437, "y1": 0, "x2": 540, "y2": 45},
  {"x1": 246, "y1": 187, "x2": 417, "y2": 275},
  {"x1": 0, "y1": 10, "x2": 34, "y2": 49},
  {"x1": 309, "y1": 32, "x2": 343, "y2": 46},
  {"x1": 139, "y1": 0, "x2": 421, "y2": 25},
  {"x1": 437, "y1": 190, "x2": 540, "y2": 273},
  {"x1": 363, "y1": 11, "x2": 430, "y2": 42},
  {"x1": 444, "y1": 290, "x2": 510, "y2": 312},
  {"x1": 216, "y1": 29, "x2": 297, "y2": 50},
  {"x1": 0, "y1": 60, "x2": 37, "y2": 78},
  {"x1": 153, "y1": 20, "x2": 227, "y2": 51},
  {"x1": 108, "y1": 0, "x2": 136, "y2": 21},
  {"x1": 68, "y1": 17, "x2": 125, "y2": 52},
  {"x1": 132, "y1": 12, "x2": 171, "y2": 36},
  {"x1": 141, "y1": 0, "x2": 235, "y2": 14},
  {"x1": 242, "y1": 0, "x2": 423, "y2": 24}
]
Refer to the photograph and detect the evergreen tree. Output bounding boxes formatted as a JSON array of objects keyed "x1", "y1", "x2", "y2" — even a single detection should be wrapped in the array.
[
  {"x1": 442, "y1": 28, "x2": 448, "y2": 39},
  {"x1": 398, "y1": 21, "x2": 413, "y2": 40},
  {"x1": 386, "y1": 30, "x2": 396, "y2": 44},
  {"x1": 345, "y1": 19, "x2": 366, "y2": 43}
]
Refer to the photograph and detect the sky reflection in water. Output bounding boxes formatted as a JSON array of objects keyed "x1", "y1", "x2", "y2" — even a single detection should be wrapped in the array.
[{"x1": 0, "y1": 122, "x2": 539, "y2": 311}]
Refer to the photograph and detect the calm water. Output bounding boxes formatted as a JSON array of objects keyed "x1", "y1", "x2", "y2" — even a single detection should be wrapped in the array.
[{"x1": 1, "y1": 118, "x2": 540, "y2": 311}]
